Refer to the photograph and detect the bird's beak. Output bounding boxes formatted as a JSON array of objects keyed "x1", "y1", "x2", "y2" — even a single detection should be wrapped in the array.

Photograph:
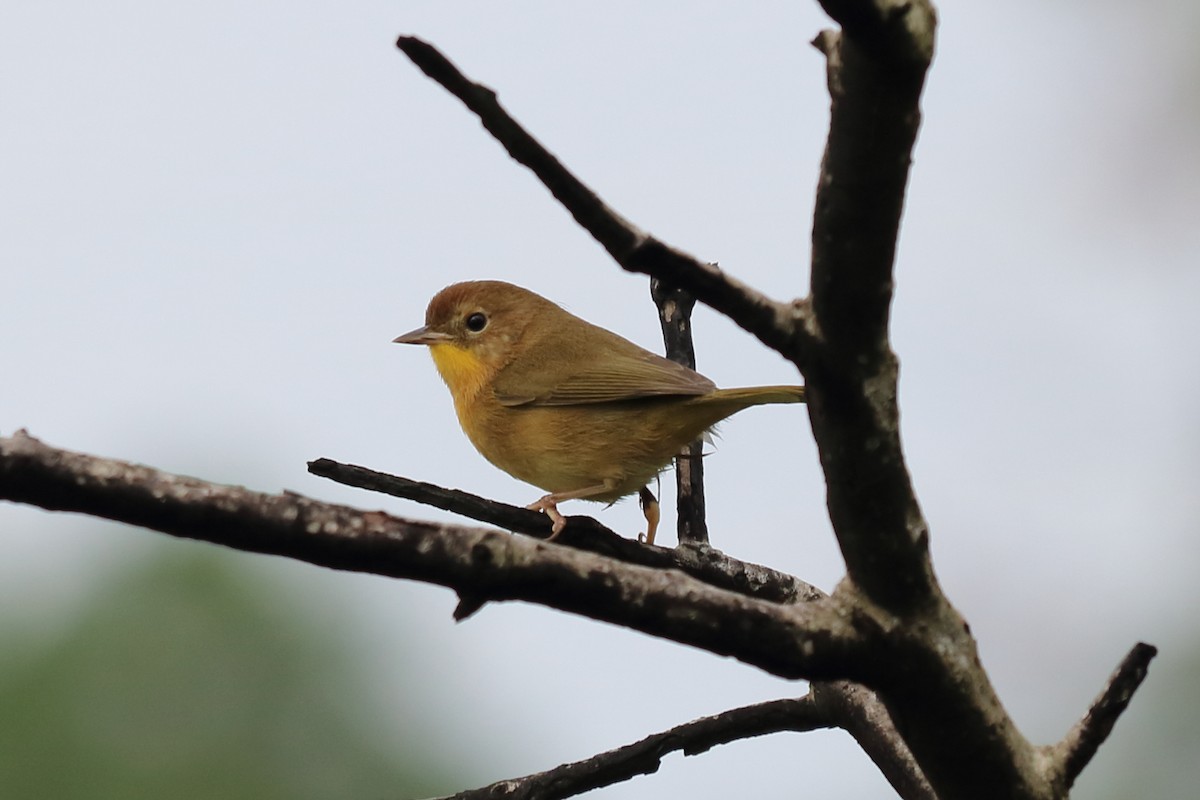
[{"x1": 392, "y1": 325, "x2": 452, "y2": 346}]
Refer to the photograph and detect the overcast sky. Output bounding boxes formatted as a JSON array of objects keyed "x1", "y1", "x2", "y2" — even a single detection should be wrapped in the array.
[{"x1": 3, "y1": 2, "x2": 1198, "y2": 797}]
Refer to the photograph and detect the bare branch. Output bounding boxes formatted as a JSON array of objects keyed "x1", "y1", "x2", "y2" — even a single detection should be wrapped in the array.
[
  {"x1": 307, "y1": 458, "x2": 823, "y2": 606},
  {"x1": 436, "y1": 696, "x2": 831, "y2": 800},
  {"x1": 309, "y1": 457, "x2": 585, "y2": 539},
  {"x1": 394, "y1": 35, "x2": 808, "y2": 361},
  {"x1": 806, "y1": 2, "x2": 937, "y2": 613},
  {"x1": 648, "y1": 278, "x2": 708, "y2": 545},
  {"x1": 1045, "y1": 642, "x2": 1159, "y2": 791},
  {"x1": 812, "y1": 681, "x2": 936, "y2": 800},
  {"x1": 437, "y1": 680, "x2": 931, "y2": 800},
  {"x1": 0, "y1": 431, "x2": 859, "y2": 680}
]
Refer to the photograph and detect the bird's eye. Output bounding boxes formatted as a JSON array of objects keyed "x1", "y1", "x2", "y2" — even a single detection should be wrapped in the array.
[{"x1": 465, "y1": 312, "x2": 488, "y2": 333}]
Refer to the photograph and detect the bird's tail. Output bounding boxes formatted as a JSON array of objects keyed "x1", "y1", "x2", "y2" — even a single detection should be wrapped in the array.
[{"x1": 705, "y1": 385, "x2": 806, "y2": 407}]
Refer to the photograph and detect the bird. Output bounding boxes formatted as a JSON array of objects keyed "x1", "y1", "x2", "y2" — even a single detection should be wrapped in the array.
[{"x1": 394, "y1": 280, "x2": 806, "y2": 544}]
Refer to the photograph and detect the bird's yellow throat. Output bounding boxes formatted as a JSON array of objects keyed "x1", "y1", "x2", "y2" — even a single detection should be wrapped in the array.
[{"x1": 428, "y1": 342, "x2": 488, "y2": 401}]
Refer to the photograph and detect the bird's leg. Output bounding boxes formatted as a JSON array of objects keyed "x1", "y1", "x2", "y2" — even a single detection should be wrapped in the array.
[
  {"x1": 637, "y1": 485, "x2": 660, "y2": 545},
  {"x1": 527, "y1": 480, "x2": 617, "y2": 541}
]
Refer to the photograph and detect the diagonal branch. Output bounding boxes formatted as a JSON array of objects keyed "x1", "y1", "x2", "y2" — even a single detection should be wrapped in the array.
[
  {"x1": 436, "y1": 696, "x2": 832, "y2": 800},
  {"x1": 437, "y1": 680, "x2": 935, "y2": 800},
  {"x1": 811, "y1": 681, "x2": 936, "y2": 799},
  {"x1": 394, "y1": 35, "x2": 809, "y2": 361},
  {"x1": 0, "y1": 431, "x2": 860, "y2": 681},
  {"x1": 1044, "y1": 642, "x2": 1159, "y2": 792}
]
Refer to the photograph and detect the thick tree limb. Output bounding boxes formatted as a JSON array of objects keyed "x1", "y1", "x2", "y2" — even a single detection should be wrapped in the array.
[
  {"x1": 807, "y1": 3, "x2": 937, "y2": 616},
  {"x1": 5, "y1": 433, "x2": 930, "y2": 795},
  {"x1": 0, "y1": 431, "x2": 860, "y2": 681},
  {"x1": 801, "y1": 6, "x2": 1062, "y2": 797},
  {"x1": 394, "y1": 35, "x2": 808, "y2": 361}
]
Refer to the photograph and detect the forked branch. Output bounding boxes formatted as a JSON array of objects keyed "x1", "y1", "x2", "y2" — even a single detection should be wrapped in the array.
[{"x1": 433, "y1": 686, "x2": 934, "y2": 800}]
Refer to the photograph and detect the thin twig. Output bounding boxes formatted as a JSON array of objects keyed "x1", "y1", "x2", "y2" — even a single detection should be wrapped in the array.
[
  {"x1": 309, "y1": 458, "x2": 598, "y2": 540},
  {"x1": 307, "y1": 458, "x2": 821, "y2": 605},
  {"x1": 649, "y1": 278, "x2": 708, "y2": 545}
]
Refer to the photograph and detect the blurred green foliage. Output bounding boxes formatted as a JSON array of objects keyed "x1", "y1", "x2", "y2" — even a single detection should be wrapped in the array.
[{"x1": 0, "y1": 543, "x2": 456, "y2": 799}]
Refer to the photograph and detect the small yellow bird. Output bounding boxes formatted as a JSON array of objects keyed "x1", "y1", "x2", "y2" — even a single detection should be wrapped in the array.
[{"x1": 394, "y1": 281, "x2": 806, "y2": 544}]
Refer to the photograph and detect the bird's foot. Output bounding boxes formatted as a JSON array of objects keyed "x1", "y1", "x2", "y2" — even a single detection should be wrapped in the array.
[{"x1": 527, "y1": 495, "x2": 567, "y2": 540}]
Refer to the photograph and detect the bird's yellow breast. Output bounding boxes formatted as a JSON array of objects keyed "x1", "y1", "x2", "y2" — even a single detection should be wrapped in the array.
[{"x1": 428, "y1": 342, "x2": 499, "y2": 449}]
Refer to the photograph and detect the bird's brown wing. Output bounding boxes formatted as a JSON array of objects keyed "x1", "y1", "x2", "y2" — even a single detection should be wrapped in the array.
[{"x1": 492, "y1": 320, "x2": 716, "y2": 407}]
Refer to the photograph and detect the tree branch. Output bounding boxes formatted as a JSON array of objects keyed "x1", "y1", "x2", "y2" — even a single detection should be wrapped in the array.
[
  {"x1": 436, "y1": 696, "x2": 831, "y2": 800},
  {"x1": 307, "y1": 458, "x2": 822, "y2": 606},
  {"x1": 811, "y1": 681, "x2": 936, "y2": 800},
  {"x1": 648, "y1": 278, "x2": 708, "y2": 545},
  {"x1": 1045, "y1": 642, "x2": 1159, "y2": 792},
  {"x1": 5, "y1": 432, "x2": 931, "y2": 796},
  {"x1": 802, "y1": 5, "x2": 1095, "y2": 798},
  {"x1": 438, "y1": 679, "x2": 934, "y2": 800},
  {"x1": 305, "y1": 462, "x2": 936, "y2": 796},
  {"x1": 0, "y1": 431, "x2": 859, "y2": 681},
  {"x1": 817, "y1": 0, "x2": 938, "y2": 63},
  {"x1": 806, "y1": 1, "x2": 938, "y2": 615},
  {"x1": 394, "y1": 35, "x2": 809, "y2": 361}
]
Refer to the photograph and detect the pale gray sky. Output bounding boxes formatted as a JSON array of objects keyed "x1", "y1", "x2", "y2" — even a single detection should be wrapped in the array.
[{"x1": 3, "y1": 2, "x2": 1198, "y2": 797}]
